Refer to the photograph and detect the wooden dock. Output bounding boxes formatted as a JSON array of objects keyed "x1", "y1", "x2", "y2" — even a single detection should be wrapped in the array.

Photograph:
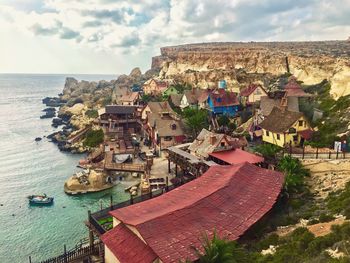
[{"x1": 104, "y1": 152, "x2": 145, "y2": 173}]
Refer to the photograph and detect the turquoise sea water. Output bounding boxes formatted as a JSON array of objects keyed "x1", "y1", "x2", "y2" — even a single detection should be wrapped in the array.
[{"x1": 0, "y1": 74, "x2": 130, "y2": 263}]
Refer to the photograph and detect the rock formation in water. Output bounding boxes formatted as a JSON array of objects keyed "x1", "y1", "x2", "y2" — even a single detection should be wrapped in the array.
[{"x1": 152, "y1": 41, "x2": 350, "y2": 98}]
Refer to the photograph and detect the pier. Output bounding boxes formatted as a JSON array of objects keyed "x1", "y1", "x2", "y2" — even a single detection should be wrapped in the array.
[{"x1": 104, "y1": 151, "x2": 146, "y2": 173}]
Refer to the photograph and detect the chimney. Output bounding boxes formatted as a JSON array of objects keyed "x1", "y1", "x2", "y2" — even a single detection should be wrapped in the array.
[{"x1": 210, "y1": 134, "x2": 216, "y2": 145}]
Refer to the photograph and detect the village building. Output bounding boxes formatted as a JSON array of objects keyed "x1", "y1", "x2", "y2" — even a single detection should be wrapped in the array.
[
  {"x1": 119, "y1": 91, "x2": 140, "y2": 106},
  {"x1": 143, "y1": 79, "x2": 168, "y2": 95},
  {"x1": 162, "y1": 86, "x2": 179, "y2": 97},
  {"x1": 97, "y1": 105, "x2": 141, "y2": 136},
  {"x1": 284, "y1": 76, "x2": 313, "y2": 98},
  {"x1": 113, "y1": 86, "x2": 130, "y2": 104},
  {"x1": 101, "y1": 162, "x2": 284, "y2": 263},
  {"x1": 180, "y1": 88, "x2": 209, "y2": 109},
  {"x1": 259, "y1": 95, "x2": 299, "y2": 117},
  {"x1": 188, "y1": 129, "x2": 262, "y2": 165},
  {"x1": 207, "y1": 89, "x2": 240, "y2": 116},
  {"x1": 143, "y1": 102, "x2": 185, "y2": 152},
  {"x1": 239, "y1": 84, "x2": 268, "y2": 105},
  {"x1": 259, "y1": 106, "x2": 312, "y2": 147},
  {"x1": 168, "y1": 94, "x2": 182, "y2": 109}
]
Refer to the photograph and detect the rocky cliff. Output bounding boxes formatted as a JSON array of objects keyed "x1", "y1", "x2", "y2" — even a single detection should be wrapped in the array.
[{"x1": 153, "y1": 41, "x2": 350, "y2": 98}]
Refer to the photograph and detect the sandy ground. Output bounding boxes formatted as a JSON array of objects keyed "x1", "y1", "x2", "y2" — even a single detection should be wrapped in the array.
[
  {"x1": 276, "y1": 217, "x2": 347, "y2": 237},
  {"x1": 302, "y1": 159, "x2": 350, "y2": 199}
]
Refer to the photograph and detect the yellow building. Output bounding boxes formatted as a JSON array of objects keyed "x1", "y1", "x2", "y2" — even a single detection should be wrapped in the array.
[{"x1": 259, "y1": 107, "x2": 312, "y2": 147}]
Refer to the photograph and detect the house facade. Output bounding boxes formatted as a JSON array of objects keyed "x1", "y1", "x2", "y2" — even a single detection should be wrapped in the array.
[
  {"x1": 240, "y1": 84, "x2": 267, "y2": 105},
  {"x1": 259, "y1": 107, "x2": 312, "y2": 147},
  {"x1": 162, "y1": 86, "x2": 179, "y2": 97},
  {"x1": 119, "y1": 92, "x2": 140, "y2": 106},
  {"x1": 180, "y1": 88, "x2": 208, "y2": 109},
  {"x1": 143, "y1": 79, "x2": 168, "y2": 95},
  {"x1": 207, "y1": 89, "x2": 240, "y2": 116}
]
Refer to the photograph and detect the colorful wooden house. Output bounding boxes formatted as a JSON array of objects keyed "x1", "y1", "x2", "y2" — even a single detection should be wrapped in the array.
[
  {"x1": 162, "y1": 86, "x2": 179, "y2": 97},
  {"x1": 143, "y1": 79, "x2": 168, "y2": 95},
  {"x1": 207, "y1": 89, "x2": 239, "y2": 116},
  {"x1": 259, "y1": 107, "x2": 312, "y2": 147},
  {"x1": 239, "y1": 84, "x2": 267, "y2": 105},
  {"x1": 180, "y1": 88, "x2": 208, "y2": 109}
]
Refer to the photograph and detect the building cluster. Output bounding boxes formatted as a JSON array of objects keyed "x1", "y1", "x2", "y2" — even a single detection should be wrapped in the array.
[{"x1": 86, "y1": 75, "x2": 315, "y2": 263}]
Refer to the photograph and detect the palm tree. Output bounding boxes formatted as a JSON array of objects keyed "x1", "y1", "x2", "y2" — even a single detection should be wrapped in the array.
[
  {"x1": 183, "y1": 108, "x2": 209, "y2": 137},
  {"x1": 278, "y1": 156, "x2": 309, "y2": 193},
  {"x1": 187, "y1": 232, "x2": 249, "y2": 263}
]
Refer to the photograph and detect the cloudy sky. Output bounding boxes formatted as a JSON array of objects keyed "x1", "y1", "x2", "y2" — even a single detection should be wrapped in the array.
[{"x1": 0, "y1": 0, "x2": 349, "y2": 74}]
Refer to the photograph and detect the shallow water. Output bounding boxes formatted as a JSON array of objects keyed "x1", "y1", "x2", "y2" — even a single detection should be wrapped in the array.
[{"x1": 0, "y1": 74, "x2": 130, "y2": 263}]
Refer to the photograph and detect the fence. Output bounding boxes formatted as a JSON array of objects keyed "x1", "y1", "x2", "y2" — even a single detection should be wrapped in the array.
[
  {"x1": 30, "y1": 241, "x2": 102, "y2": 263},
  {"x1": 283, "y1": 146, "x2": 350, "y2": 160}
]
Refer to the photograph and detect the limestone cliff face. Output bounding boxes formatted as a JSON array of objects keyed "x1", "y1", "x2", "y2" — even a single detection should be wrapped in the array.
[{"x1": 154, "y1": 41, "x2": 350, "y2": 98}]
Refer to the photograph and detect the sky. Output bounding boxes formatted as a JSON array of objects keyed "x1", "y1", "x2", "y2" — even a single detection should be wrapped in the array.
[{"x1": 0, "y1": 0, "x2": 349, "y2": 75}]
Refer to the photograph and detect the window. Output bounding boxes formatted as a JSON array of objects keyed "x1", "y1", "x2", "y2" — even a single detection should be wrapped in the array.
[
  {"x1": 164, "y1": 136, "x2": 173, "y2": 141},
  {"x1": 299, "y1": 120, "x2": 303, "y2": 126},
  {"x1": 220, "y1": 142, "x2": 225, "y2": 147},
  {"x1": 255, "y1": 88, "x2": 262, "y2": 95},
  {"x1": 277, "y1": 134, "x2": 280, "y2": 140},
  {"x1": 266, "y1": 130, "x2": 270, "y2": 136}
]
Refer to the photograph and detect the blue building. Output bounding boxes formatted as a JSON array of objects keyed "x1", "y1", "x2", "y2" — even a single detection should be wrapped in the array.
[{"x1": 207, "y1": 89, "x2": 240, "y2": 117}]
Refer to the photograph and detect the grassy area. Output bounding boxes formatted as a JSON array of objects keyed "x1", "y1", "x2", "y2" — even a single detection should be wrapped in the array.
[
  {"x1": 85, "y1": 109, "x2": 98, "y2": 118},
  {"x1": 83, "y1": 129, "x2": 104, "y2": 147}
]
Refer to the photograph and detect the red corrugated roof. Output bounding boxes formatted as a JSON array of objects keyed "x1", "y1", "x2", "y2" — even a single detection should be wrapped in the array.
[
  {"x1": 209, "y1": 149, "x2": 264, "y2": 165},
  {"x1": 108, "y1": 163, "x2": 284, "y2": 263},
  {"x1": 210, "y1": 89, "x2": 239, "y2": 107},
  {"x1": 101, "y1": 223, "x2": 158, "y2": 263}
]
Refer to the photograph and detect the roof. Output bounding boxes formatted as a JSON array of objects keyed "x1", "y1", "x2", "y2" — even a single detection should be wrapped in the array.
[
  {"x1": 101, "y1": 105, "x2": 137, "y2": 115},
  {"x1": 209, "y1": 89, "x2": 239, "y2": 107},
  {"x1": 101, "y1": 223, "x2": 158, "y2": 263},
  {"x1": 188, "y1": 129, "x2": 232, "y2": 158},
  {"x1": 240, "y1": 84, "x2": 266, "y2": 97},
  {"x1": 284, "y1": 77, "x2": 312, "y2": 97},
  {"x1": 109, "y1": 162, "x2": 284, "y2": 263},
  {"x1": 209, "y1": 149, "x2": 264, "y2": 165},
  {"x1": 259, "y1": 107, "x2": 304, "y2": 133},
  {"x1": 120, "y1": 92, "x2": 139, "y2": 102},
  {"x1": 169, "y1": 94, "x2": 182, "y2": 107},
  {"x1": 147, "y1": 101, "x2": 174, "y2": 114},
  {"x1": 184, "y1": 89, "x2": 208, "y2": 104},
  {"x1": 260, "y1": 96, "x2": 299, "y2": 116}
]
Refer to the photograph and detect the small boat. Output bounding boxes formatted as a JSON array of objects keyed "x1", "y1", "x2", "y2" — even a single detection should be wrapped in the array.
[{"x1": 28, "y1": 194, "x2": 54, "y2": 206}]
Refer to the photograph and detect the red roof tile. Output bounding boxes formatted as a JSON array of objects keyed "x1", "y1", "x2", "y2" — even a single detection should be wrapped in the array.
[
  {"x1": 109, "y1": 163, "x2": 284, "y2": 263},
  {"x1": 209, "y1": 89, "x2": 239, "y2": 107},
  {"x1": 101, "y1": 223, "x2": 158, "y2": 263},
  {"x1": 209, "y1": 149, "x2": 264, "y2": 165}
]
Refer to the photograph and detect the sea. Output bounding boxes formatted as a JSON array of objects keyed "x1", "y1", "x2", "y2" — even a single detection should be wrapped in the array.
[{"x1": 0, "y1": 74, "x2": 130, "y2": 263}]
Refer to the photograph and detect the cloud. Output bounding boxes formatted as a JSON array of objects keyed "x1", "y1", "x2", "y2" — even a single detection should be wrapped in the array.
[{"x1": 1, "y1": 0, "x2": 350, "y2": 59}]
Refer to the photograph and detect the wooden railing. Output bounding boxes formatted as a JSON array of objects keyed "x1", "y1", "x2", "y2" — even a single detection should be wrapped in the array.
[
  {"x1": 282, "y1": 146, "x2": 350, "y2": 160},
  {"x1": 30, "y1": 241, "x2": 103, "y2": 263}
]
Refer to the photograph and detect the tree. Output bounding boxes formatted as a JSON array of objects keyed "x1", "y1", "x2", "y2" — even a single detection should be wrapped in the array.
[
  {"x1": 255, "y1": 143, "x2": 281, "y2": 159},
  {"x1": 183, "y1": 108, "x2": 209, "y2": 137},
  {"x1": 83, "y1": 129, "x2": 104, "y2": 148},
  {"x1": 278, "y1": 156, "x2": 310, "y2": 193},
  {"x1": 189, "y1": 232, "x2": 250, "y2": 263}
]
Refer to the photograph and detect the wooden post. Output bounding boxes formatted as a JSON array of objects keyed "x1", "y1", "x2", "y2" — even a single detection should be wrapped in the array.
[
  {"x1": 329, "y1": 151, "x2": 331, "y2": 159},
  {"x1": 302, "y1": 146, "x2": 305, "y2": 159},
  {"x1": 89, "y1": 229, "x2": 94, "y2": 248},
  {"x1": 28, "y1": 256, "x2": 32, "y2": 263},
  {"x1": 336, "y1": 149, "x2": 339, "y2": 159},
  {"x1": 64, "y1": 245, "x2": 67, "y2": 263},
  {"x1": 110, "y1": 195, "x2": 113, "y2": 210},
  {"x1": 166, "y1": 176, "x2": 169, "y2": 192},
  {"x1": 175, "y1": 164, "x2": 178, "y2": 176},
  {"x1": 316, "y1": 147, "x2": 319, "y2": 159},
  {"x1": 130, "y1": 194, "x2": 134, "y2": 205},
  {"x1": 168, "y1": 158, "x2": 171, "y2": 173}
]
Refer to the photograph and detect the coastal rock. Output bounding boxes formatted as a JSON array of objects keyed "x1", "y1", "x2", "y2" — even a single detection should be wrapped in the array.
[{"x1": 42, "y1": 97, "x2": 65, "y2": 107}]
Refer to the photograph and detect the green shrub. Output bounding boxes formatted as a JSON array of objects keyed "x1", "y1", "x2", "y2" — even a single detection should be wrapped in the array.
[
  {"x1": 85, "y1": 109, "x2": 98, "y2": 118},
  {"x1": 318, "y1": 213, "x2": 335, "y2": 223},
  {"x1": 83, "y1": 129, "x2": 104, "y2": 147}
]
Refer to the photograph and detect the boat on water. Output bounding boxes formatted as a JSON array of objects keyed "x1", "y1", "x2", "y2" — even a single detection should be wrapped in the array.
[{"x1": 27, "y1": 194, "x2": 54, "y2": 206}]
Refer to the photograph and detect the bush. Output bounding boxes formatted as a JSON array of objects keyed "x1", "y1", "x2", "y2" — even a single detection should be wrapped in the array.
[
  {"x1": 83, "y1": 129, "x2": 104, "y2": 147},
  {"x1": 318, "y1": 213, "x2": 335, "y2": 223},
  {"x1": 85, "y1": 109, "x2": 98, "y2": 118},
  {"x1": 255, "y1": 144, "x2": 281, "y2": 158}
]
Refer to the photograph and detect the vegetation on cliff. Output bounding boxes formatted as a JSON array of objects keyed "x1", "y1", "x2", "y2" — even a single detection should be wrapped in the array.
[{"x1": 83, "y1": 129, "x2": 104, "y2": 148}]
